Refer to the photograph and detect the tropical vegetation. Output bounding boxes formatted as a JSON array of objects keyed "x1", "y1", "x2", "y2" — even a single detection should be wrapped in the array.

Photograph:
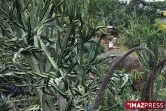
[{"x1": 0, "y1": 0, "x2": 166, "y2": 111}]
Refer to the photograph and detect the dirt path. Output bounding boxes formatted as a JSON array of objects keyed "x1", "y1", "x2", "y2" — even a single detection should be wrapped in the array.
[
  {"x1": 99, "y1": 48, "x2": 144, "y2": 72},
  {"x1": 100, "y1": 49, "x2": 125, "y2": 58}
]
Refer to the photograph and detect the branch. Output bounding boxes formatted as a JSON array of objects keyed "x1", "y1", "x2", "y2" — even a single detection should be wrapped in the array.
[
  {"x1": 148, "y1": 57, "x2": 166, "y2": 100},
  {"x1": 93, "y1": 47, "x2": 157, "y2": 110},
  {"x1": 156, "y1": 58, "x2": 166, "y2": 70},
  {"x1": 148, "y1": 57, "x2": 166, "y2": 99}
]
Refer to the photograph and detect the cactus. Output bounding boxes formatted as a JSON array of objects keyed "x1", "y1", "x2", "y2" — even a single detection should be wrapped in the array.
[{"x1": 93, "y1": 46, "x2": 157, "y2": 110}]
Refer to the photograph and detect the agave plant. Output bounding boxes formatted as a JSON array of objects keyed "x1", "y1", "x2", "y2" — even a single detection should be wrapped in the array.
[{"x1": 0, "y1": 0, "x2": 107, "y2": 110}]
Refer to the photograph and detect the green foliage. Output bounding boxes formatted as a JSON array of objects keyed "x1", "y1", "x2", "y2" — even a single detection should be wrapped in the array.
[
  {"x1": 0, "y1": 96, "x2": 12, "y2": 111},
  {"x1": 154, "y1": 74, "x2": 166, "y2": 100},
  {"x1": 136, "y1": 25, "x2": 163, "y2": 69},
  {"x1": 120, "y1": 20, "x2": 142, "y2": 48},
  {"x1": 120, "y1": 4, "x2": 165, "y2": 69},
  {"x1": 100, "y1": 71, "x2": 138, "y2": 111},
  {"x1": 0, "y1": 0, "x2": 106, "y2": 110},
  {"x1": 1, "y1": 0, "x2": 166, "y2": 111},
  {"x1": 88, "y1": 0, "x2": 127, "y2": 26}
]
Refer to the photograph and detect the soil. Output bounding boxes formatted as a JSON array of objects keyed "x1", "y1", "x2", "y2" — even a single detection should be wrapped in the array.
[{"x1": 99, "y1": 48, "x2": 144, "y2": 73}]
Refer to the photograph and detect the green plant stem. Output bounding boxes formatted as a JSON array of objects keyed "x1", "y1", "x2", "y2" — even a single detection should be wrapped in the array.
[
  {"x1": 93, "y1": 47, "x2": 157, "y2": 110},
  {"x1": 79, "y1": 39, "x2": 84, "y2": 85},
  {"x1": 26, "y1": 53, "x2": 45, "y2": 111}
]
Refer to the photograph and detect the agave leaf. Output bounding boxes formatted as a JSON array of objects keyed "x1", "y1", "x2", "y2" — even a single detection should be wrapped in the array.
[
  {"x1": 43, "y1": 93, "x2": 57, "y2": 111},
  {"x1": 51, "y1": 83, "x2": 68, "y2": 98},
  {"x1": 42, "y1": 17, "x2": 57, "y2": 25},
  {"x1": 24, "y1": 105, "x2": 40, "y2": 111},
  {"x1": 120, "y1": 74, "x2": 129, "y2": 89},
  {"x1": 39, "y1": 37, "x2": 61, "y2": 77},
  {"x1": 0, "y1": 8, "x2": 8, "y2": 18},
  {"x1": 39, "y1": 0, "x2": 51, "y2": 22}
]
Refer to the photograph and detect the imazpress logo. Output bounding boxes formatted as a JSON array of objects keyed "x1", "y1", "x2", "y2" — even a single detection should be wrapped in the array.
[{"x1": 126, "y1": 101, "x2": 165, "y2": 110}]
